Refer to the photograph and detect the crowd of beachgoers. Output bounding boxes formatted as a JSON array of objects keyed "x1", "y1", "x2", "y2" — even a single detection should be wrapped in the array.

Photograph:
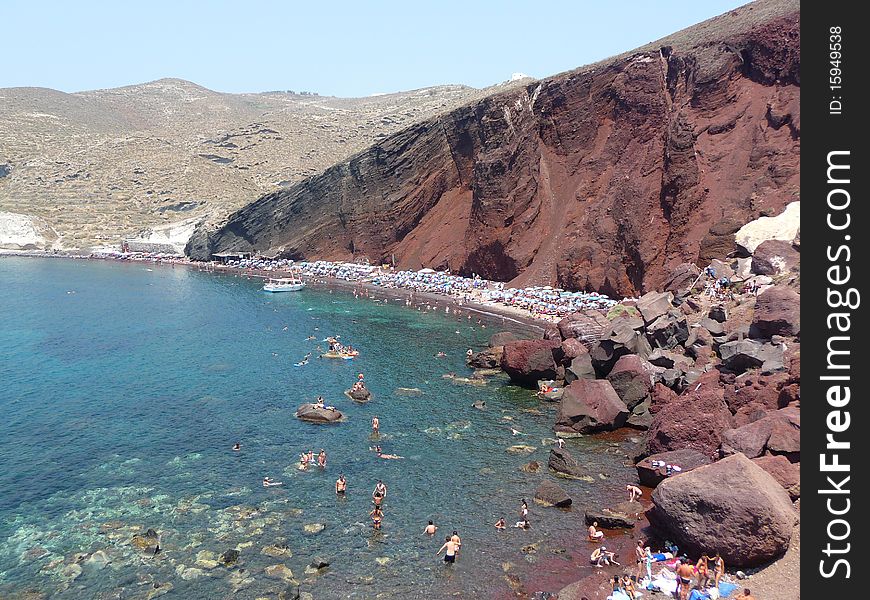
[{"x1": 73, "y1": 251, "x2": 622, "y2": 322}]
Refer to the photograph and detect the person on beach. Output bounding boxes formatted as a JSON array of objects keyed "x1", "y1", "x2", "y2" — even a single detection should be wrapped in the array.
[
  {"x1": 708, "y1": 552, "x2": 724, "y2": 589},
  {"x1": 643, "y1": 546, "x2": 654, "y2": 582},
  {"x1": 371, "y1": 416, "x2": 380, "y2": 434},
  {"x1": 370, "y1": 506, "x2": 383, "y2": 529},
  {"x1": 621, "y1": 576, "x2": 637, "y2": 600},
  {"x1": 513, "y1": 519, "x2": 530, "y2": 529},
  {"x1": 675, "y1": 560, "x2": 695, "y2": 600},
  {"x1": 436, "y1": 536, "x2": 457, "y2": 564},
  {"x1": 335, "y1": 474, "x2": 347, "y2": 494},
  {"x1": 520, "y1": 499, "x2": 528, "y2": 521},
  {"x1": 626, "y1": 484, "x2": 642, "y2": 502},
  {"x1": 494, "y1": 517, "x2": 506, "y2": 530},
  {"x1": 735, "y1": 589, "x2": 756, "y2": 600},
  {"x1": 232, "y1": 442, "x2": 241, "y2": 451},
  {"x1": 424, "y1": 520, "x2": 437, "y2": 535},
  {"x1": 634, "y1": 540, "x2": 646, "y2": 580},
  {"x1": 588, "y1": 521, "x2": 604, "y2": 541},
  {"x1": 590, "y1": 546, "x2": 617, "y2": 567},
  {"x1": 318, "y1": 449, "x2": 327, "y2": 468},
  {"x1": 695, "y1": 555, "x2": 710, "y2": 588}
]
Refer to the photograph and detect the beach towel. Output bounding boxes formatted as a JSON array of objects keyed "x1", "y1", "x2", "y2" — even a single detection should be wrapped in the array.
[
  {"x1": 718, "y1": 582, "x2": 738, "y2": 597},
  {"x1": 607, "y1": 591, "x2": 641, "y2": 600}
]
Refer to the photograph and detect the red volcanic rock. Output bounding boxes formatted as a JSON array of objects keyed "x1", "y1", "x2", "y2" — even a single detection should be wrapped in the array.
[
  {"x1": 606, "y1": 354, "x2": 656, "y2": 410},
  {"x1": 555, "y1": 379, "x2": 628, "y2": 434},
  {"x1": 190, "y1": 4, "x2": 801, "y2": 298},
  {"x1": 751, "y1": 239, "x2": 800, "y2": 276},
  {"x1": 489, "y1": 332, "x2": 519, "y2": 347},
  {"x1": 647, "y1": 370, "x2": 733, "y2": 457},
  {"x1": 753, "y1": 455, "x2": 800, "y2": 499},
  {"x1": 501, "y1": 339, "x2": 561, "y2": 387},
  {"x1": 636, "y1": 449, "x2": 712, "y2": 488},
  {"x1": 724, "y1": 372, "x2": 791, "y2": 414},
  {"x1": 721, "y1": 406, "x2": 800, "y2": 458},
  {"x1": 648, "y1": 453, "x2": 797, "y2": 567},
  {"x1": 557, "y1": 310, "x2": 611, "y2": 342},
  {"x1": 560, "y1": 337, "x2": 588, "y2": 363},
  {"x1": 649, "y1": 382, "x2": 678, "y2": 414},
  {"x1": 751, "y1": 286, "x2": 801, "y2": 338},
  {"x1": 662, "y1": 262, "x2": 701, "y2": 293}
]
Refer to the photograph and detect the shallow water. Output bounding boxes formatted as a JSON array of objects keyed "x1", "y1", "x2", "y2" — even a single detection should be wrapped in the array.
[{"x1": 0, "y1": 258, "x2": 638, "y2": 599}]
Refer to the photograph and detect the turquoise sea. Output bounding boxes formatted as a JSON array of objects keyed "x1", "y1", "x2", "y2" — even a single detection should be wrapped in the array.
[{"x1": 0, "y1": 257, "x2": 638, "y2": 599}]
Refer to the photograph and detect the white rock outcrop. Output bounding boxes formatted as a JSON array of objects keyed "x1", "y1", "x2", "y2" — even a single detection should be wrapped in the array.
[{"x1": 735, "y1": 201, "x2": 800, "y2": 254}]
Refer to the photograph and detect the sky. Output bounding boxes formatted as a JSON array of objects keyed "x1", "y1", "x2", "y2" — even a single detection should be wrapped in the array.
[{"x1": 1, "y1": 0, "x2": 749, "y2": 97}]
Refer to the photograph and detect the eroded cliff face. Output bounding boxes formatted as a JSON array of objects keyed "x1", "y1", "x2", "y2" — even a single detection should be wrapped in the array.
[{"x1": 188, "y1": 0, "x2": 799, "y2": 297}]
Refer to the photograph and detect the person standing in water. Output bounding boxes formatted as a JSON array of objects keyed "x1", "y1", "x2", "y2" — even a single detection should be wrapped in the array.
[
  {"x1": 370, "y1": 506, "x2": 383, "y2": 530},
  {"x1": 436, "y1": 536, "x2": 457, "y2": 564},
  {"x1": 317, "y1": 449, "x2": 327, "y2": 468},
  {"x1": 450, "y1": 530, "x2": 462, "y2": 556},
  {"x1": 335, "y1": 474, "x2": 347, "y2": 495},
  {"x1": 371, "y1": 416, "x2": 380, "y2": 434},
  {"x1": 424, "y1": 521, "x2": 437, "y2": 535}
]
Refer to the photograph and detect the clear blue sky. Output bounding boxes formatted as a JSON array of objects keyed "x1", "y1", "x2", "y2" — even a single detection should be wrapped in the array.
[{"x1": 2, "y1": 0, "x2": 749, "y2": 96}]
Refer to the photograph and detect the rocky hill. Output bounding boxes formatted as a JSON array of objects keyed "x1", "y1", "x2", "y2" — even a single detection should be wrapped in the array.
[
  {"x1": 0, "y1": 79, "x2": 522, "y2": 250},
  {"x1": 190, "y1": 0, "x2": 799, "y2": 297}
]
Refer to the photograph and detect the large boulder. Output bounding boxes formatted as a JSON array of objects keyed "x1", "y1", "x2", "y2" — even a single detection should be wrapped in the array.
[
  {"x1": 555, "y1": 379, "x2": 629, "y2": 435},
  {"x1": 296, "y1": 404, "x2": 343, "y2": 423},
  {"x1": 647, "y1": 371, "x2": 733, "y2": 456},
  {"x1": 735, "y1": 201, "x2": 801, "y2": 254},
  {"x1": 636, "y1": 291, "x2": 675, "y2": 325},
  {"x1": 751, "y1": 240, "x2": 800, "y2": 276},
  {"x1": 591, "y1": 321, "x2": 652, "y2": 376},
  {"x1": 636, "y1": 449, "x2": 712, "y2": 487},
  {"x1": 720, "y1": 407, "x2": 800, "y2": 459},
  {"x1": 646, "y1": 311, "x2": 689, "y2": 350},
  {"x1": 557, "y1": 310, "x2": 611, "y2": 342},
  {"x1": 662, "y1": 262, "x2": 701, "y2": 293},
  {"x1": 501, "y1": 339, "x2": 560, "y2": 386},
  {"x1": 647, "y1": 453, "x2": 797, "y2": 567},
  {"x1": 723, "y1": 372, "x2": 791, "y2": 414},
  {"x1": 467, "y1": 347, "x2": 503, "y2": 369},
  {"x1": 719, "y1": 339, "x2": 785, "y2": 374},
  {"x1": 606, "y1": 354, "x2": 656, "y2": 411},
  {"x1": 753, "y1": 455, "x2": 801, "y2": 500},
  {"x1": 565, "y1": 352, "x2": 596, "y2": 383},
  {"x1": 751, "y1": 286, "x2": 801, "y2": 338},
  {"x1": 560, "y1": 337, "x2": 587, "y2": 363},
  {"x1": 548, "y1": 447, "x2": 586, "y2": 479},
  {"x1": 534, "y1": 480, "x2": 572, "y2": 508},
  {"x1": 345, "y1": 387, "x2": 372, "y2": 402}
]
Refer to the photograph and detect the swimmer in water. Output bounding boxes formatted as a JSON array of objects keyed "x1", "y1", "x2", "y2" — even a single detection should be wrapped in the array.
[
  {"x1": 335, "y1": 474, "x2": 347, "y2": 494},
  {"x1": 371, "y1": 416, "x2": 380, "y2": 434},
  {"x1": 370, "y1": 506, "x2": 383, "y2": 529},
  {"x1": 436, "y1": 536, "x2": 457, "y2": 564},
  {"x1": 494, "y1": 518, "x2": 506, "y2": 530},
  {"x1": 232, "y1": 442, "x2": 241, "y2": 451},
  {"x1": 318, "y1": 449, "x2": 327, "y2": 468},
  {"x1": 424, "y1": 520, "x2": 437, "y2": 535}
]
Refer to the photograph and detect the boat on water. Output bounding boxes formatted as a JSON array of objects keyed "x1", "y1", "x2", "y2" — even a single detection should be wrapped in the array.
[{"x1": 263, "y1": 277, "x2": 306, "y2": 292}]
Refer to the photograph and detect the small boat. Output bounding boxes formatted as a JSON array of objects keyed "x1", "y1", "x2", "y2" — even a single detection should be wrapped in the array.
[{"x1": 263, "y1": 277, "x2": 306, "y2": 292}]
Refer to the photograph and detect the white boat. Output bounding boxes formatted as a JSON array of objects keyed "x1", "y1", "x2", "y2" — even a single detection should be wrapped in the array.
[{"x1": 263, "y1": 277, "x2": 306, "y2": 292}]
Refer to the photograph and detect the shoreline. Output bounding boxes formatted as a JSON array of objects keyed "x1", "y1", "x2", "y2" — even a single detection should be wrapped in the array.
[{"x1": 0, "y1": 251, "x2": 550, "y2": 335}]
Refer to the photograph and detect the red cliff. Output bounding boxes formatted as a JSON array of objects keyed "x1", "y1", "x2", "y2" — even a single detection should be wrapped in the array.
[{"x1": 188, "y1": 0, "x2": 799, "y2": 297}]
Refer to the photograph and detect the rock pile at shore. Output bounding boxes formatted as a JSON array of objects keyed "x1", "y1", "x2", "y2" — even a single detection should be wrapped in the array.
[{"x1": 493, "y1": 236, "x2": 801, "y2": 568}]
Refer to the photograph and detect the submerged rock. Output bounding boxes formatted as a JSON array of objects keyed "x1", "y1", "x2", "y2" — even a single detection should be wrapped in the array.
[
  {"x1": 547, "y1": 447, "x2": 585, "y2": 479},
  {"x1": 303, "y1": 523, "x2": 325, "y2": 535},
  {"x1": 534, "y1": 480, "x2": 572, "y2": 508},
  {"x1": 219, "y1": 548, "x2": 240, "y2": 566},
  {"x1": 265, "y1": 563, "x2": 296, "y2": 583}
]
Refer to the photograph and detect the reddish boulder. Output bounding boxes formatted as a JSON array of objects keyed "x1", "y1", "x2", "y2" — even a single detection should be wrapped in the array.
[
  {"x1": 636, "y1": 449, "x2": 711, "y2": 488},
  {"x1": 724, "y1": 372, "x2": 791, "y2": 414},
  {"x1": 753, "y1": 455, "x2": 800, "y2": 500},
  {"x1": 648, "y1": 453, "x2": 797, "y2": 567},
  {"x1": 647, "y1": 371, "x2": 733, "y2": 457},
  {"x1": 557, "y1": 310, "x2": 611, "y2": 342},
  {"x1": 548, "y1": 447, "x2": 586, "y2": 479},
  {"x1": 555, "y1": 379, "x2": 628, "y2": 435},
  {"x1": 751, "y1": 286, "x2": 801, "y2": 338},
  {"x1": 606, "y1": 354, "x2": 656, "y2": 411},
  {"x1": 637, "y1": 291, "x2": 675, "y2": 325},
  {"x1": 662, "y1": 262, "x2": 701, "y2": 293},
  {"x1": 501, "y1": 339, "x2": 561, "y2": 387},
  {"x1": 751, "y1": 239, "x2": 800, "y2": 276},
  {"x1": 649, "y1": 383, "x2": 678, "y2": 415},
  {"x1": 534, "y1": 480, "x2": 572, "y2": 508},
  {"x1": 720, "y1": 407, "x2": 800, "y2": 459},
  {"x1": 560, "y1": 337, "x2": 588, "y2": 363}
]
